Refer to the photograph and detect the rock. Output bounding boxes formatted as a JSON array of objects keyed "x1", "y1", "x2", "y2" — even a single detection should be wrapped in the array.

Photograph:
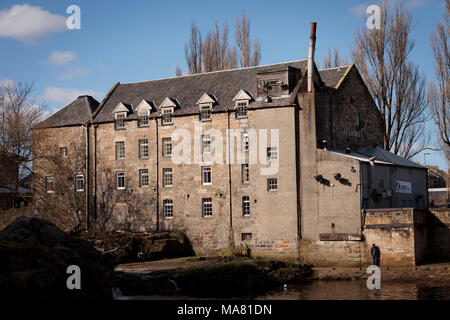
[{"x1": 0, "y1": 217, "x2": 114, "y2": 300}]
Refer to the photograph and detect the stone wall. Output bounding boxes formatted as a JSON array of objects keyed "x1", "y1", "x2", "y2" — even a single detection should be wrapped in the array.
[
  {"x1": 93, "y1": 105, "x2": 300, "y2": 256},
  {"x1": 315, "y1": 65, "x2": 384, "y2": 150},
  {"x1": 299, "y1": 208, "x2": 431, "y2": 267}
]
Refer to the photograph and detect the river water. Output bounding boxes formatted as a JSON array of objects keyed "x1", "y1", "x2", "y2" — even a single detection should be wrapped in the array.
[{"x1": 120, "y1": 280, "x2": 450, "y2": 300}]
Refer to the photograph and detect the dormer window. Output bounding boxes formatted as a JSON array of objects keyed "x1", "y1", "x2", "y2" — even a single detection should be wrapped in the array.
[
  {"x1": 236, "y1": 101, "x2": 248, "y2": 118},
  {"x1": 160, "y1": 97, "x2": 177, "y2": 126},
  {"x1": 162, "y1": 108, "x2": 173, "y2": 125},
  {"x1": 112, "y1": 102, "x2": 131, "y2": 130},
  {"x1": 232, "y1": 89, "x2": 252, "y2": 119},
  {"x1": 115, "y1": 112, "x2": 126, "y2": 129},
  {"x1": 197, "y1": 93, "x2": 215, "y2": 122},
  {"x1": 200, "y1": 105, "x2": 212, "y2": 121},
  {"x1": 135, "y1": 99, "x2": 155, "y2": 128},
  {"x1": 138, "y1": 110, "x2": 150, "y2": 127}
]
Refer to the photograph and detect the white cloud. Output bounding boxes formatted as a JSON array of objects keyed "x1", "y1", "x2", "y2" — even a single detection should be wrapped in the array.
[
  {"x1": 43, "y1": 87, "x2": 103, "y2": 105},
  {"x1": 46, "y1": 51, "x2": 76, "y2": 65},
  {"x1": 0, "y1": 4, "x2": 66, "y2": 43},
  {"x1": 349, "y1": 3, "x2": 369, "y2": 18}
]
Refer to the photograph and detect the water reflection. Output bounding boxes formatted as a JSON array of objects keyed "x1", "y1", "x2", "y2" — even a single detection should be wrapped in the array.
[
  {"x1": 259, "y1": 280, "x2": 450, "y2": 300},
  {"x1": 121, "y1": 280, "x2": 450, "y2": 300}
]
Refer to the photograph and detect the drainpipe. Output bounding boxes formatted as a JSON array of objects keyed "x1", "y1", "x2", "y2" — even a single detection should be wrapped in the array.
[
  {"x1": 226, "y1": 108, "x2": 233, "y2": 231},
  {"x1": 155, "y1": 116, "x2": 160, "y2": 231},
  {"x1": 83, "y1": 123, "x2": 89, "y2": 230},
  {"x1": 307, "y1": 22, "x2": 317, "y2": 93}
]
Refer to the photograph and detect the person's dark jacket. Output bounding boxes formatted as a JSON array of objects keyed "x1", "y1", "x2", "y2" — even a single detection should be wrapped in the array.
[{"x1": 371, "y1": 246, "x2": 380, "y2": 258}]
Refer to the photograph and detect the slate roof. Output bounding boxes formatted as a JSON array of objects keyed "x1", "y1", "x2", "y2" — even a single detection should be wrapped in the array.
[
  {"x1": 357, "y1": 146, "x2": 426, "y2": 169},
  {"x1": 35, "y1": 60, "x2": 353, "y2": 126},
  {"x1": 329, "y1": 146, "x2": 426, "y2": 169},
  {"x1": 318, "y1": 65, "x2": 351, "y2": 88},
  {"x1": 94, "y1": 60, "x2": 324, "y2": 122},
  {"x1": 34, "y1": 95, "x2": 99, "y2": 129}
]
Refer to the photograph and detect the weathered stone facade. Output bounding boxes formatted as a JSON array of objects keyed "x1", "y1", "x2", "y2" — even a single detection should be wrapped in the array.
[{"x1": 32, "y1": 56, "x2": 439, "y2": 264}]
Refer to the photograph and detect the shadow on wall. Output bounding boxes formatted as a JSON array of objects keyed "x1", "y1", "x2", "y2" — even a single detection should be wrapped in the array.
[{"x1": 426, "y1": 210, "x2": 450, "y2": 263}]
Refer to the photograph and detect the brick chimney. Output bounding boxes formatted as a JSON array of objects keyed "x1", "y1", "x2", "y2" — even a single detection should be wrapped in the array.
[{"x1": 308, "y1": 22, "x2": 317, "y2": 92}]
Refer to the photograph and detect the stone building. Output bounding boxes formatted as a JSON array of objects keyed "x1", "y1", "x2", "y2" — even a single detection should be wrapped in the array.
[{"x1": 33, "y1": 24, "x2": 436, "y2": 263}]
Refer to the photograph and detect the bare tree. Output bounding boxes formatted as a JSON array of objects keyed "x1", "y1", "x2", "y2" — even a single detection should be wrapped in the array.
[
  {"x1": 96, "y1": 165, "x2": 153, "y2": 231},
  {"x1": 235, "y1": 12, "x2": 261, "y2": 68},
  {"x1": 32, "y1": 140, "x2": 86, "y2": 231},
  {"x1": 429, "y1": 0, "x2": 450, "y2": 161},
  {"x1": 200, "y1": 21, "x2": 238, "y2": 72},
  {"x1": 0, "y1": 81, "x2": 47, "y2": 198},
  {"x1": 323, "y1": 46, "x2": 349, "y2": 69},
  {"x1": 175, "y1": 66, "x2": 183, "y2": 77},
  {"x1": 184, "y1": 12, "x2": 259, "y2": 74},
  {"x1": 184, "y1": 23, "x2": 203, "y2": 74},
  {"x1": 351, "y1": 0, "x2": 429, "y2": 159}
]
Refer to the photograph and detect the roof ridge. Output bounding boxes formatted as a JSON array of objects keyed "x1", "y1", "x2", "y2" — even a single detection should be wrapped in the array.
[
  {"x1": 318, "y1": 64, "x2": 351, "y2": 72},
  {"x1": 120, "y1": 59, "x2": 308, "y2": 85}
]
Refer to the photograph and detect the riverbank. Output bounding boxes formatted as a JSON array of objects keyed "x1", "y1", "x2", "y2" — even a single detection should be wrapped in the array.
[
  {"x1": 113, "y1": 257, "x2": 450, "y2": 298},
  {"x1": 312, "y1": 262, "x2": 450, "y2": 286},
  {"x1": 113, "y1": 256, "x2": 313, "y2": 297}
]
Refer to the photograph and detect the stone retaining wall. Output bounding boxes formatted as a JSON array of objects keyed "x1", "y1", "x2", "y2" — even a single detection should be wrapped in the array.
[{"x1": 299, "y1": 208, "x2": 448, "y2": 267}]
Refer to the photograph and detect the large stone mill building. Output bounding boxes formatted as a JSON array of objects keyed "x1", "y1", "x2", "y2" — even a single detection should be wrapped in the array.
[{"x1": 34, "y1": 24, "x2": 447, "y2": 266}]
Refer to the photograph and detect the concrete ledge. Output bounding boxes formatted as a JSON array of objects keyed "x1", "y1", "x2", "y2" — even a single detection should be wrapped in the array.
[
  {"x1": 364, "y1": 224, "x2": 413, "y2": 229},
  {"x1": 319, "y1": 233, "x2": 363, "y2": 241}
]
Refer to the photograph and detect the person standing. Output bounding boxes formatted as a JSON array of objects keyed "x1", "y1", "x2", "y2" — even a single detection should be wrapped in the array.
[{"x1": 371, "y1": 244, "x2": 381, "y2": 266}]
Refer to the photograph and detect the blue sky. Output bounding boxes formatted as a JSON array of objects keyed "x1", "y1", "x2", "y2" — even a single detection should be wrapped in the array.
[{"x1": 0, "y1": 0, "x2": 448, "y2": 170}]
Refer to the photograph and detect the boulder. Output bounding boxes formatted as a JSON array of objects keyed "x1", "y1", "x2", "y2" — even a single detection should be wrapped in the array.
[{"x1": 0, "y1": 217, "x2": 114, "y2": 300}]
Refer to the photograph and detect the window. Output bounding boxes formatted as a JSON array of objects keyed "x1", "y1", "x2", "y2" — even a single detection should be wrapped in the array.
[
  {"x1": 242, "y1": 196, "x2": 250, "y2": 216},
  {"x1": 139, "y1": 169, "x2": 149, "y2": 187},
  {"x1": 236, "y1": 101, "x2": 248, "y2": 118},
  {"x1": 138, "y1": 110, "x2": 150, "y2": 127},
  {"x1": 163, "y1": 199, "x2": 173, "y2": 218},
  {"x1": 115, "y1": 141, "x2": 125, "y2": 160},
  {"x1": 202, "y1": 134, "x2": 211, "y2": 154},
  {"x1": 76, "y1": 174, "x2": 84, "y2": 192},
  {"x1": 202, "y1": 198, "x2": 212, "y2": 217},
  {"x1": 200, "y1": 105, "x2": 211, "y2": 121},
  {"x1": 162, "y1": 138, "x2": 172, "y2": 157},
  {"x1": 162, "y1": 108, "x2": 173, "y2": 125},
  {"x1": 266, "y1": 80, "x2": 281, "y2": 96},
  {"x1": 45, "y1": 176, "x2": 54, "y2": 193},
  {"x1": 267, "y1": 178, "x2": 278, "y2": 191},
  {"x1": 267, "y1": 147, "x2": 278, "y2": 161},
  {"x1": 115, "y1": 112, "x2": 126, "y2": 129},
  {"x1": 241, "y1": 233, "x2": 252, "y2": 241},
  {"x1": 201, "y1": 166, "x2": 212, "y2": 185},
  {"x1": 163, "y1": 168, "x2": 172, "y2": 187},
  {"x1": 139, "y1": 139, "x2": 149, "y2": 158},
  {"x1": 60, "y1": 147, "x2": 67, "y2": 157},
  {"x1": 241, "y1": 164, "x2": 249, "y2": 183},
  {"x1": 116, "y1": 171, "x2": 125, "y2": 190},
  {"x1": 241, "y1": 131, "x2": 249, "y2": 151}
]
